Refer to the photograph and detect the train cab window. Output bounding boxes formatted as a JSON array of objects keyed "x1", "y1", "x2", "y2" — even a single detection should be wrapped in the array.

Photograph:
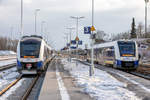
[
  {"x1": 20, "y1": 40, "x2": 41, "y2": 58},
  {"x1": 118, "y1": 41, "x2": 135, "y2": 57}
]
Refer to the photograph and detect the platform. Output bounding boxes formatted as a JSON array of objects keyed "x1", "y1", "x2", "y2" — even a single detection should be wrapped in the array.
[{"x1": 38, "y1": 58, "x2": 92, "y2": 100}]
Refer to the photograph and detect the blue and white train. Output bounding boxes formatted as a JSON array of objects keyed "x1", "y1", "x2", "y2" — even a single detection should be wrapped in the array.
[
  {"x1": 17, "y1": 35, "x2": 53, "y2": 74},
  {"x1": 87, "y1": 40, "x2": 139, "y2": 70}
]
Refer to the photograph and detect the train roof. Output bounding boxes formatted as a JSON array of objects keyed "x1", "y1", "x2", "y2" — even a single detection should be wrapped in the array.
[
  {"x1": 94, "y1": 40, "x2": 136, "y2": 48},
  {"x1": 20, "y1": 35, "x2": 52, "y2": 50},
  {"x1": 21, "y1": 35, "x2": 43, "y2": 40}
]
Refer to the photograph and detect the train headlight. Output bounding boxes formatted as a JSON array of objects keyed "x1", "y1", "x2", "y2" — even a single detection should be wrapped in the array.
[{"x1": 37, "y1": 61, "x2": 43, "y2": 68}]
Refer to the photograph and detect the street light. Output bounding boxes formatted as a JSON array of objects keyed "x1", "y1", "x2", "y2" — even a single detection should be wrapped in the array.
[
  {"x1": 66, "y1": 27, "x2": 75, "y2": 62},
  {"x1": 145, "y1": 0, "x2": 149, "y2": 35},
  {"x1": 70, "y1": 16, "x2": 84, "y2": 37},
  {"x1": 91, "y1": 0, "x2": 95, "y2": 76},
  {"x1": 35, "y1": 9, "x2": 40, "y2": 34},
  {"x1": 70, "y1": 16, "x2": 84, "y2": 65},
  {"x1": 21, "y1": 0, "x2": 23, "y2": 37}
]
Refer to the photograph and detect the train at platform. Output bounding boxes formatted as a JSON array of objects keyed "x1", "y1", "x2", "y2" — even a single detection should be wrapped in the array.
[
  {"x1": 87, "y1": 40, "x2": 139, "y2": 70},
  {"x1": 17, "y1": 35, "x2": 53, "y2": 74}
]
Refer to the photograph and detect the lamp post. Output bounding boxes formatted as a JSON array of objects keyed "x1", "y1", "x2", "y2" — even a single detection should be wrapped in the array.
[
  {"x1": 66, "y1": 27, "x2": 75, "y2": 61},
  {"x1": 70, "y1": 16, "x2": 84, "y2": 38},
  {"x1": 35, "y1": 9, "x2": 40, "y2": 34},
  {"x1": 21, "y1": 0, "x2": 23, "y2": 37},
  {"x1": 145, "y1": 0, "x2": 149, "y2": 36},
  {"x1": 70, "y1": 16, "x2": 84, "y2": 65},
  {"x1": 64, "y1": 33, "x2": 69, "y2": 46},
  {"x1": 91, "y1": 0, "x2": 95, "y2": 76}
]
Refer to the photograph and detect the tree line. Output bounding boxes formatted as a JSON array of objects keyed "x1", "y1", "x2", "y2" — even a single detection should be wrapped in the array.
[
  {"x1": 94, "y1": 17, "x2": 150, "y2": 44},
  {"x1": 113, "y1": 17, "x2": 149, "y2": 40},
  {"x1": 0, "y1": 37, "x2": 18, "y2": 52}
]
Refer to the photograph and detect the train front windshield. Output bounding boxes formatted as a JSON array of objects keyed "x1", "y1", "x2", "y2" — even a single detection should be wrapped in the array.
[
  {"x1": 20, "y1": 40, "x2": 41, "y2": 58},
  {"x1": 118, "y1": 41, "x2": 135, "y2": 57}
]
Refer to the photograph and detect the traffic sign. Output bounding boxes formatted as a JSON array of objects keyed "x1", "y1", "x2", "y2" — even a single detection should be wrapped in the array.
[
  {"x1": 75, "y1": 36, "x2": 79, "y2": 41},
  {"x1": 91, "y1": 26, "x2": 96, "y2": 31},
  {"x1": 84, "y1": 27, "x2": 91, "y2": 34}
]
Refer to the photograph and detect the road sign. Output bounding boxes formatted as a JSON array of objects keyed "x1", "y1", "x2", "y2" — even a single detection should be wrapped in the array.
[
  {"x1": 71, "y1": 40, "x2": 76, "y2": 44},
  {"x1": 84, "y1": 27, "x2": 91, "y2": 34},
  {"x1": 75, "y1": 36, "x2": 79, "y2": 41},
  {"x1": 78, "y1": 40, "x2": 83, "y2": 45},
  {"x1": 71, "y1": 46, "x2": 76, "y2": 49},
  {"x1": 91, "y1": 26, "x2": 96, "y2": 31}
]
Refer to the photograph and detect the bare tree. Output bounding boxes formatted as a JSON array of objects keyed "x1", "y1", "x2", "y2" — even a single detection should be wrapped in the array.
[
  {"x1": 94, "y1": 30, "x2": 106, "y2": 44},
  {"x1": 0, "y1": 36, "x2": 18, "y2": 52},
  {"x1": 137, "y1": 22, "x2": 144, "y2": 38}
]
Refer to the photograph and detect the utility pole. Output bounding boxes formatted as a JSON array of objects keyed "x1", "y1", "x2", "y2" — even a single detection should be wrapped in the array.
[
  {"x1": 66, "y1": 27, "x2": 75, "y2": 62},
  {"x1": 35, "y1": 9, "x2": 40, "y2": 34},
  {"x1": 145, "y1": 0, "x2": 149, "y2": 36},
  {"x1": 70, "y1": 16, "x2": 84, "y2": 66},
  {"x1": 90, "y1": 0, "x2": 95, "y2": 76},
  {"x1": 21, "y1": 0, "x2": 23, "y2": 37}
]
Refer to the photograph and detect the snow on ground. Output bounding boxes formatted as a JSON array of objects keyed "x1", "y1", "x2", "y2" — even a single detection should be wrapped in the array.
[
  {"x1": 0, "y1": 59, "x2": 16, "y2": 67},
  {"x1": 0, "y1": 79, "x2": 24, "y2": 100},
  {"x1": 0, "y1": 50, "x2": 16, "y2": 56},
  {"x1": 0, "y1": 67, "x2": 22, "y2": 100},
  {"x1": 62, "y1": 59, "x2": 141, "y2": 100},
  {"x1": 0, "y1": 67, "x2": 19, "y2": 89}
]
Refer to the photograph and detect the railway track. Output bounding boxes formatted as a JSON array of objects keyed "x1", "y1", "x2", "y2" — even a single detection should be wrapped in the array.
[
  {"x1": 0, "y1": 74, "x2": 39, "y2": 100},
  {"x1": 21, "y1": 75, "x2": 39, "y2": 100},
  {"x1": 129, "y1": 71, "x2": 150, "y2": 80},
  {"x1": 0, "y1": 63, "x2": 16, "y2": 71},
  {"x1": 77, "y1": 59, "x2": 150, "y2": 81},
  {"x1": 0, "y1": 75, "x2": 22, "y2": 96}
]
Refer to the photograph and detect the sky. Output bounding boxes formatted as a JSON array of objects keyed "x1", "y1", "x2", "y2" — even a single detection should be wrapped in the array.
[{"x1": 0, "y1": 0, "x2": 148, "y2": 49}]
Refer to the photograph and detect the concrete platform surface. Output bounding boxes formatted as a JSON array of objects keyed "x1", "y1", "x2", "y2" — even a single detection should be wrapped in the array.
[{"x1": 39, "y1": 58, "x2": 92, "y2": 100}]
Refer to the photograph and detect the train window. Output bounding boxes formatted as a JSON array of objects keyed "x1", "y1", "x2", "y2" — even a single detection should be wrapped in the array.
[
  {"x1": 118, "y1": 41, "x2": 135, "y2": 57},
  {"x1": 107, "y1": 51, "x2": 114, "y2": 57},
  {"x1": 20, "y1": 40, "x2": 41, "y2": 58}
]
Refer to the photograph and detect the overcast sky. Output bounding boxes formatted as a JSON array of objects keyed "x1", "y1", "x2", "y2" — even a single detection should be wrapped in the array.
[{"x1": 0, "y1": 0, "x2": 148, "y2": 49}]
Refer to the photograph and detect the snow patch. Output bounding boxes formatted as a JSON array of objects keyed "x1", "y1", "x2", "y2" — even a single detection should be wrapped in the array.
[
  {"x1": 0, "y1": 50, "x2": 16, "y2": 56},
  {"x1": 0, "y1": 67, "x2": 20, "y2": 96},
  {"x1": 0, "y1": 59, "x2": 16, "y2": 67},
  {"x1": 0, "y1": 79, "x2": 24, "y2": 100},
  {"x1": 62, "y1": 59, "x2": 141, "y2": 100}
]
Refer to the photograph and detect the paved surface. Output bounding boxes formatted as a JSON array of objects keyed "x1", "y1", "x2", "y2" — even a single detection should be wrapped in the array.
[{"x1": 39, "y1": 58, "x2": 92, "y2": 100}]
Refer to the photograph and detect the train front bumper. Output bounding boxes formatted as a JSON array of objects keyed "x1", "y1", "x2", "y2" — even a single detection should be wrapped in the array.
[{"x1": 116, "y1": 60, "x2": 139, "y2": 69}]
